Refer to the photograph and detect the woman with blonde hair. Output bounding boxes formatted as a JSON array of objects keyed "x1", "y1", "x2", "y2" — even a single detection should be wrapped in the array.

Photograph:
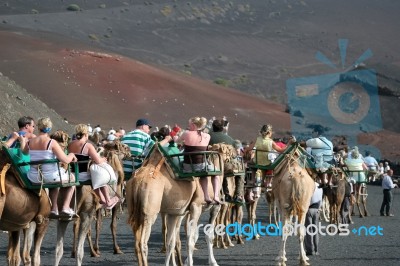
[
  {"x1": 251, "y1": 124, "x2": 288, "y2": 188},
  {"x1": 20, "y1": 117, "x2": 78, "y2": 218},
  {"x1": 68, "y1": 124, "x2": 120, "y2": 209},
  {"x1": 175, "y1": 116, "x2": 221, "y2": 204}
]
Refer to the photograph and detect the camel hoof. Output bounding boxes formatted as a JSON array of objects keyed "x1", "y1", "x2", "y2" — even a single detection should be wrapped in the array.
[{"x1": 114, "y1": 248, "x2": 124, "y2": 255}]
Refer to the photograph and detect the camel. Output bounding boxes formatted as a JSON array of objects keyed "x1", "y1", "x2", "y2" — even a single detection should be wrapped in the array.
[
  {"x1": 352, "y1": 181, "x2": 369, "y2": 217},
  {"x1": 323, "y1": 169, "x2": 347, "y2": 227},
  {"x1": 126, "y1": 143, "x2": 225, "y2": 266},
  {"x1": 272, "y1": 143, "x2": 315, "y2": 266},
  {"x1": 90, "y1": 140, "x2": 129, "y2": 256},
  {"x1": 215, "y1": 174, "x2": 244, "y2": 248},
  {"x1": 210, "y1": 143, "x2": 244, "y2": 248},
  {"x1": 0, "y1": 142, "x2": 51, "y2": 266},
  {"x1": 265, "y1": 188, "x2": 279, "y2": 225},
  {"x1": 51, "y1": 132, "x2": 125, "y2": 266}
]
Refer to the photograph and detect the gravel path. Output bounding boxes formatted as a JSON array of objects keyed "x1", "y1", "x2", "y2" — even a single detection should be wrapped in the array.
[{"x1": 1, "y1": 185, "x2": 399, "y2": 266}]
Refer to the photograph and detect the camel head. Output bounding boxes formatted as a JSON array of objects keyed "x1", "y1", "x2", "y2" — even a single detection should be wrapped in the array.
[{"x1": 50, "y1": 130, "x2": 70, "y2": 151}]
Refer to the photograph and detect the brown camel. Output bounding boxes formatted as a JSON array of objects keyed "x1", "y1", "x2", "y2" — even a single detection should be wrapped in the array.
[
  {"x1": 0, "y1": 143, "x2": 51, "y2": 266},
  {"x1": 272, "y1": 143, "x2": 315, "y2": 266},
  {"x1": 209, "y1": 143, "x2": 244, "y2": 248},
  {"x1": 215, "y1": 174, "x2": 244, "y2": 248},
  {"x1": 324, "y1": 169, "x2": 347, "y2": 226},
  {"x1": 126, "y1": 143, "x2": 223, "y2": 266}
]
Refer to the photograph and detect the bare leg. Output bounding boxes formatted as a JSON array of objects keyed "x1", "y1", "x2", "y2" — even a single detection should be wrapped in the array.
[
  {"x1": 94, "y1": 188, "x2": 107, "y2": 203},
  {"x1": 60, "y1": 186, "x2": 75, "y2": 211},
  {"x1": 212, "y1": 176, "x2": 221, "y2": 203},
  {"x1": 200, "y1": 177, "x2": 211, "y2": 202},
  {"x1": 49, "y1": 188, "x2": 60, "y2": 212}
]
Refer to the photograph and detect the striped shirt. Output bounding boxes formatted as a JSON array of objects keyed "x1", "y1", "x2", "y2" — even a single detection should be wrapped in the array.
[{"x1": 121, "y1": 129, "x2": 155, "y2": 174}]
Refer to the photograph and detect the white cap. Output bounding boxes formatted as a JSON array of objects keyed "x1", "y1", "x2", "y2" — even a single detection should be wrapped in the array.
[
  {"x1": 109, "y1": 129, "x2": 116, "y2": 135},
  {"x1": 107, "y1": 134, "x2": 116, "y2": 141}
]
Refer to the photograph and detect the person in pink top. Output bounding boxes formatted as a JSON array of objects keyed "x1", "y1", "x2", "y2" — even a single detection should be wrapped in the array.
[{"x1": 175, "y1": 116, "x2": 221, "y2": 205}]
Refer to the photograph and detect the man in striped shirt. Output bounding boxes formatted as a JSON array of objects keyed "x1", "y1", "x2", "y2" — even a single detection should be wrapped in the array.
[{"x1": 122, "y1": 118, "x2": 171, "y2": 179}]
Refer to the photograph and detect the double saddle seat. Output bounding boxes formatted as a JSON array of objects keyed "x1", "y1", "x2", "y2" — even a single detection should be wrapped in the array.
[
  {"x1": 158, "y1": 144, "x2": 223, "y2": 181},
  {"x1": 3, "y1": 146, "x2": 80, "y2": 190}
]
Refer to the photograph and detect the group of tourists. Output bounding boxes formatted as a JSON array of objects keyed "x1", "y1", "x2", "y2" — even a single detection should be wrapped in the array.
[
  {"x1": 3, "y1": 115, "x2": 398, "y2": 251},
  {"x1": 4, "y1": 116, "x2": 123, "y2": 219}
]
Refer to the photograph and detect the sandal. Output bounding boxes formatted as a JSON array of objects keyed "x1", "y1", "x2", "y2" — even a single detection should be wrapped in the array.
[
  {"x1": 103, "y1": 196, "x2": 120, "y2": 210},
  {"x1": 49, "y1": 210, "x2": 59, "y2": 219}
]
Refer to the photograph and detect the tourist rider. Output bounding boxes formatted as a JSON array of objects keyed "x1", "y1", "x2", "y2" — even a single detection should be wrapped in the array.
[
  {"x1": 68, "y1": 124, "x2": 120, "y2": 209},
  {"x1": 175, "y1": 116, "x2": 221, "y2": 205},
  {"x1": 5, "y1": 116, "x2": 37, "y2": 148},
  {"x1": 306, "y1": 125, "x2": 334, "y2": 187},
  {"x1": 19, "y1": 117, "x2": 78, "y2": 218},
  {"x1": 209, "y1": 119, "x2": 244, "y2": 203},
  {"x1": 363, "y1": 151, "x2": 379, "y2": 182},
  {"x1": 121, "y1": 118, "x2": 171, "y2": 179},
  {"x1": 250, "y1": 124, "x2": 288, "y2": 188}
]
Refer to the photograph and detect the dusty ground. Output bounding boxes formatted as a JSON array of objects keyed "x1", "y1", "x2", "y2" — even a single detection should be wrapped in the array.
[
  {"x1": 0, "y1": 185, "x2": 399, "y2": 266},
  {"x1": 0, "y1": 0, "x2": 398, "y2": 161}
]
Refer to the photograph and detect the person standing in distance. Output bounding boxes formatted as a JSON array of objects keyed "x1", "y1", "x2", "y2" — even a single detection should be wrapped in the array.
[{"x1": 380, "y1": 169, "x2": 396, "y2": 217}]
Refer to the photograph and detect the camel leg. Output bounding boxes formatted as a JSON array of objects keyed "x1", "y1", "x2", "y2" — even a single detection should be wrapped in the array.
[
  {"x1": 355, "y1": 185, "x2": 364, "y2": 218},
  {"x1": 236, "y1": 205, "x2": 244, "y2": 245},
  {"x1": 75, "y1": 211, "x2": 93, "y2": 266},
  {"x1": 165, "y1": 214, "x2": 184, "y2": 266},
  {"x1": 361, "y1": 186, "x2": 369, "y2": 217},
  {"x1": 22, "y1": 222, "x2": 35, "y2": 265},
  {"x1": 297, "y1": 213, "x2": 310, "y2": 266},
  {"x1": 275, "y1": 214, "x2": 289, "y2": 265},
  {"x1": 31, "y1": 219, "x2": 49, "y2": 266},
  {"x1": 224, "y1": 204, "x2": 234, "y2": 247},
  {"x1": 206, "y1": 204, "x2": 220, "y2": 266},
  {"x1": 134, "y1": 214, "x2": 157, "y2": 266},
  {"x1": 55, "y1": 220, "x2": 70, "y2": 266},
  {"x1": 110, "y1": 206, "x2": 123, "y2": 254},
  {"x1": 250, "y1": 198, "x2": 260, "y2": 240},
  {"x1": 185, "y1": 203, "x2": 206, "y2": 266},
  {"x1": 8, "y1": 230, "x2": 21, "y2": 266},
  {"x1": 160, "y1": 213, "x2": 167, "y2": 253},
  {"x1": 175, "y1": 225, "x2": 184, "y2": 266},
  {"x1": 94, "y1": 209, "x2": 102, "y2": 255}
]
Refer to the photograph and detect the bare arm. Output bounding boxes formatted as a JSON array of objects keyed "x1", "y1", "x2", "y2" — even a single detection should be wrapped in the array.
[
  {"x1": 87, "y1": 144, "x2": 107, "y2": 164},
  {"x1": 52, "y1": 141, "x2": 77, "y2": 164}
]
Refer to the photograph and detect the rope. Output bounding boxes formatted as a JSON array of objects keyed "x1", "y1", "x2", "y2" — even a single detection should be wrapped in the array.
[{"x1": 0, "y1": 163, "x2": 10, "y2": 195}]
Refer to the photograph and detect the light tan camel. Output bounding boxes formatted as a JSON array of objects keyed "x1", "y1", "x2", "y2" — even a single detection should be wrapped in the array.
[
  {"x1": 0, "y1": 142, "x2": 51, "y2": 266},
  {"x1": 51, "y1": 131, "x2": 125, "y2": 266},
  {"x1": 91, "y1": 140, "x2": 129, "y2": 256},
  {"x1": 126, "y1": 143, "x2": 223, "y2": 266},
  {"x1": 272, "y1": 143, "x2": 315, "y2": 266}
]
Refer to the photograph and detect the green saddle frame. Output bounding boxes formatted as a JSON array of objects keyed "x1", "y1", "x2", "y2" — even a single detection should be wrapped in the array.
[
  {"x1": 3, "y1": 146, "x2": 80, "y2": 190},
  {"x1": 158, "y1": 144, "x2": 223, "y2": 180}
]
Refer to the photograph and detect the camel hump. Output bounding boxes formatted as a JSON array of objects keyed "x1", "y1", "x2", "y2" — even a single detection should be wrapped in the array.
[
  {"x1": 2, "y1": 146, "x2": 80, "y2": 190},
  {"x1": 157, "y1": 143, "x2": 222, "y2": 180}
]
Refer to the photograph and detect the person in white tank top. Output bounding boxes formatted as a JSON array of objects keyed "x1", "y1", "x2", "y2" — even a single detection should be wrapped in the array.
[{"x1": 20, "y1": 117, "x2": 78, "y2": 218}]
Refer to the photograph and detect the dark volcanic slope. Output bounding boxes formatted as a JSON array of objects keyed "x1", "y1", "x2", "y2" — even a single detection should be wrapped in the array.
[
  {"x1": 0, "y1": 28, "x2": 290, "y2": 142},
  {"x1": 0, "y1": 0, "x2": 399, "y2": 160}
]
